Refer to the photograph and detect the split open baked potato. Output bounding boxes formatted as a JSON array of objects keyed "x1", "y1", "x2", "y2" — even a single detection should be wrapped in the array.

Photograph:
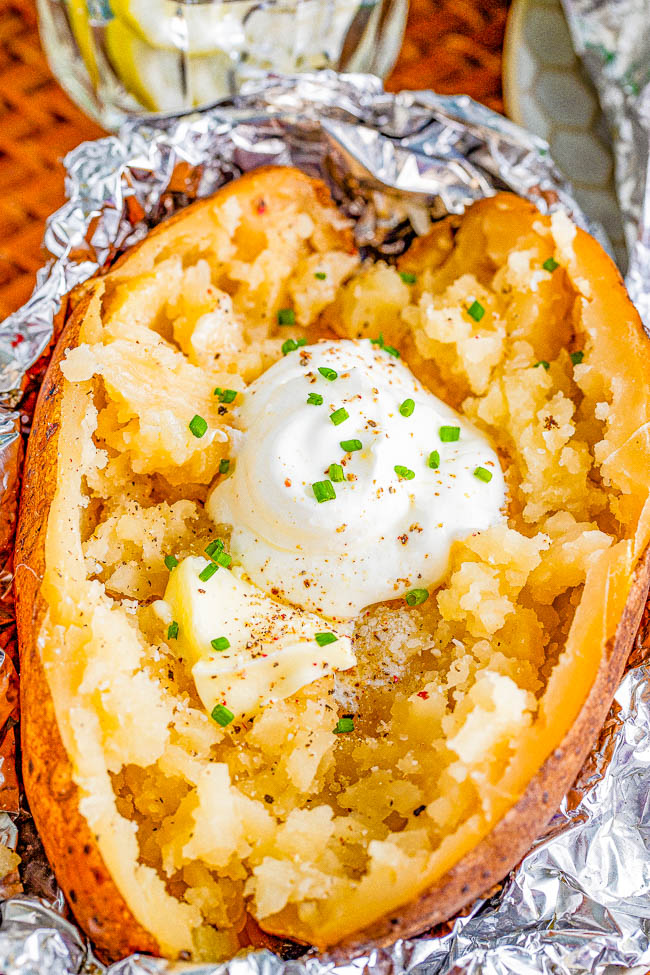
[{"x1": 15, "y1": 166, "x2": 650, "y2": 963}]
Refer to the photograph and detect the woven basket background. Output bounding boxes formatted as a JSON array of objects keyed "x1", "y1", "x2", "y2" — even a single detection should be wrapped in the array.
[{"x1": 0, "y1": 0, "x2": 508, "y2": 320}]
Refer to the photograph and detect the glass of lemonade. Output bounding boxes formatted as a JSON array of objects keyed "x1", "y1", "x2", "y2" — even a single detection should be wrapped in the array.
[{"x1": 37, "y1": 0, "x2": 407, "y2": 129}]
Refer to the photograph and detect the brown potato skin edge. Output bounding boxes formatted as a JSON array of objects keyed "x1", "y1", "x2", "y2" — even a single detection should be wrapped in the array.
[
  {"x1": 15, "y1": 292, "x2": 163, "y2": 963},
  {"x1": 13, "y1": 180, "x2": 650, "y2": 963}
]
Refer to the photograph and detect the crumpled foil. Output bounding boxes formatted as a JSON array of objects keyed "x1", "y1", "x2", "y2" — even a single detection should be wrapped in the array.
[
  {"x1": 0, "y1": 70, "x2": 649, "y2": 975},
  {"x1": 562, "y1": 0, "x2": 650, "y2": 324}
]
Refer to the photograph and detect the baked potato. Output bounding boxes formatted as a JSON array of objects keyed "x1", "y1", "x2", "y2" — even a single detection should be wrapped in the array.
[{"x1": 15, "y1": 165, "x2": 650, "y2": 963}]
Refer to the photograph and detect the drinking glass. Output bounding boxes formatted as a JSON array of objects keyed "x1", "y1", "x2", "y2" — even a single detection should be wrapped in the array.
[{"x1": 37, "y1": 0, "x2": 407, "y2": 129}]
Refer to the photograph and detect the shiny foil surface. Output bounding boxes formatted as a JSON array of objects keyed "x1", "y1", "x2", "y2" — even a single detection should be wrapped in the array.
[
  {"x1": 562, "y1": 0, "x2": 650, "y2": 323},
  {"x1": 0, "y1": 71, "x2": 648, "y2": 975}
]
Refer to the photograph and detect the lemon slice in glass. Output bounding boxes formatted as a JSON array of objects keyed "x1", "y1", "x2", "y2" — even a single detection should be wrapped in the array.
[
  {"x1": 66, "y1": 0, "x2": 100, "y2": 86},
  {"x1": 110, "y1": 0, "x2": 247, "y2": 55},
  {"x1": 105, "y1": 16, "x2": 232, "y2": 111}
]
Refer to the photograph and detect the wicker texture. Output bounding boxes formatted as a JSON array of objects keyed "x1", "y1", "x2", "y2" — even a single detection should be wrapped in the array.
[{"x1": 0, "y1": 0, "x2": 508, "y2": 320}]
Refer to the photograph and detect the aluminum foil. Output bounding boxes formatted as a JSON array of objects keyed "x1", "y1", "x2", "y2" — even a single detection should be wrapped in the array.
[
  {"x1": 0, "y1": 70, "x2": 648, "y2": 975},
  {"x1": 562, "y1": 0, "x2": 650, "y2": 324}
]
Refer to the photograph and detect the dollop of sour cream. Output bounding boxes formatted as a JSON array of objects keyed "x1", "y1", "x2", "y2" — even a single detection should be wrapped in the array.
[{"x1": 207, "y1": 339, "x2": 505, "y2": 619}]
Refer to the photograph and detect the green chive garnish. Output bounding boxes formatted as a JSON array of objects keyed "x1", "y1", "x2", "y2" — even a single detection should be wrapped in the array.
[
  {"x1": 277, "y1": 308, "x2": 295, "y2": 326},
  {"x1": 394, "y1": 465, "x2": 415, "y2": 480},
  {"x1": 213, "y1": 550, "x2": 232, "y2": 569},
  {"x1": 205, "y1": 539, "x2": 224, "y2": 558},
  {"x1": 319, "y1": 366, "x2": 338, "y2": 382},
  {"x1": 189, "y1": 415, "x2": 207, "y2": 438},
  {"x1": 211, "y1": 704, "x2": 234, "y2": 727},
  {"x1": 315, "y1": 632, "x2": 338, "y2": 647},
  {"x1": 467, "y1": 300, "x2": 485, "y2": 322},
  {"x1": 211, "y1": 637, "x2": 230, "y2": 651},
  {"x1": 474, "y1": 466, "x2": 493, "y2": 482},
  {"x1": 333, "y1": 717, "x2": 354, "y2": 734},
  {"x1": 399, "y1": 271, "x2": 417, "y2": 284},
  {"x1": 543, "y1": 257, "x2": 559, "y2": 272},
  {"x1": 281, "y1": 338, "x2": 306, "y2": 355},
  {"x1": 399, "y1": 398, "x2": 415, "y2": 417},
  {"x1": 307, "y1": 393, "x2": 323, "y2": 406},
  {"x1": 405, "y1": 588, "x2": 429, "y2": 606},
  {"x1": 315, "y1": 271, "x2": 327, "y2": 280},
  {"x1": 164, "y1": 554, "x2": 178, "y2": 570},
  {"x1": 439, "y1": 426, "x2": 460, "y2": 442},
  {"x1": 370, "y1": 334, "x2": 400, "y2": 358},
  {"x1": 214, "y1": 387, "x2": 237, "y2": 403},
  {"x1": 329, "y1": 463, "x2": 344, "y2": 482},
  {"x1": 340, "y1": 439, "x2": 362, "y2": 452},
  {"x1": 312, "y1": 480, "x2": 336, "y2": 503},
  {"x1": 570, "y1": 350, "x2": 584, "y2": 365},
  {"x1": 330, "y1": 407, "x2": 349, "y2": 426},
  {"x1": 167, "y1": 621, "x2": 179, "y2": 640},
  {"x1": 219, "y1": 459, "x2": 230, "y2": 475},
  {"x1": 428, "y1": 450, "x2": 440, "y2": 469},
  {"x1": 199, "y1": 562, "x2": 218, "y2": 582},
  {"x1": 534, "y1": 360, "x2": 550, "y2": 370}
]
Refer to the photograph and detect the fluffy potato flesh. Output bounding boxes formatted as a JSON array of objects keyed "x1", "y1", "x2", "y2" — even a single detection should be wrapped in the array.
[{"x1": 24, "y1": 169, "x2": 650, "y2": 961}]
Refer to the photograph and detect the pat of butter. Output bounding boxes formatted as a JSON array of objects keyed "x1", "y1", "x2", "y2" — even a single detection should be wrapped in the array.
[{"x1": 164, "y1": 556, "x2": 355, "y2": 718}]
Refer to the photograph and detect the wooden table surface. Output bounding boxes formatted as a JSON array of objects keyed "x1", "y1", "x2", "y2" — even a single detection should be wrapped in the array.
[{"x1": 0, "y1": 0, "x2": 509, "y2": 320}]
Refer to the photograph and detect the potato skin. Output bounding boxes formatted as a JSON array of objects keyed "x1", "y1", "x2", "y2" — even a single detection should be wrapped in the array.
[
  {"x1": 15, "y1": 293, "x2": 162, "y2": 963},
  {"x1": 14, "y1": 175, "x2": 650, "y2": 962}
]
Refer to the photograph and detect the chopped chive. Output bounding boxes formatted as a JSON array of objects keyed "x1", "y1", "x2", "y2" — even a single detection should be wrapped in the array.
[
  {"x1": 281, "y1": 338, "x2": 306, "y2": 355},
  {"x1": 370, "y1": 334, "x2": 400, "y2": 358},
  {"x1": 399, "y1": 271, "x2": 417, "y2": 284},
  {"x1": 534, "y1": 360, "x2": 550, "y2": 370},
  {"x1": 329, "y1": 462, "x2": 344, "y2": 482},
  {"x1": 319, "y1": 366, "x2": 338, "y2": 382},
  {"x1": 315, "y1": 271, "x2": 327, "y2": 280},
  {"x1": 211, "y1": 636, "x2": 230, "y2": 651},
  {"x1": 428, "y1": 450, "x2": 440, "y2": 469},
  {"x1": 570, "y1": 350, "x2": 584, "y2": 365},
  {"x1": 214, "y1": 387, "x2": 238, "y2": 404},
  {"x1": 189, "y1": 414, "x2": 207, "y2": 438},
  {"x1": 439, "y1": 426, "x2": 460, "y2": 442},
  {"x1": 307, "y1": 392, "x2": 324, "y2": 406},
  {"x1": 315, "y1": 632, "x2": 338, "y2": 647},
  {"x1": 211, "y1": 704, "x2": 234, "y2": 727},
  {"x1": 205, "y1": 539, "x2": 224, "y2": 558},
  {"x1": 334, "y1": 717, "x2": 354, "y2": 734},
  {"x1": 394, "y1": 465, "x2": 415, "y2": 480},
  {"x1": 312, "y1": 480, "x2": 336, "y2": 503},
  {"x1": 340, "y1": 439, "x2": 362, "y2": 452},
  {"x1": 277, "y1": 308, "x2": 295, "y2": 326},
  {"x1": 164, "y1": 554, "x2": 178, "y2": 571},
  {"x1": 167, "y1": 621, "x2": 179, "y2": 640},
  {"x1": 214, "y1": 550, "x2": 232, "y2": 569},
  {"x1": 330, "y1": 407, "x2": 349, "y2": 426},
  {"x1": 399, "y1": 398, "x2": 415, "y2": 418},
  {"x1": 474, "y1": 466, "x2": 493, "y2": 482},
  {"x1": 219, "y1": 458, "x2": 230, "y2": 475},
  {"x1": 467, "y1": 300, "x2": 485, "y2": 322},
  {"x1": 405, "y1": 588, "x2": 429, "y2": 607},
  {"x1": 543, "y1": 257, "x2": 559, "y2": 272},
  {"x1": 199, "y1": 562, "x2": 218, "y2": 582}
]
